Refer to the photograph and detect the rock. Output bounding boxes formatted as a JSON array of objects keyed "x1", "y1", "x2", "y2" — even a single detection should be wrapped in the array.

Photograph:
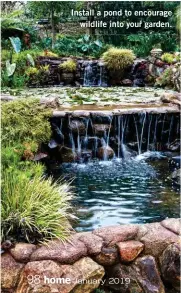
[
  {"x1": 93, "y1": 224, "x2": 139, "y2": 246},
  {"x1": 10, "y1": 243, "x2": 36, "y2": 263},
  {"x1": 117, "y1": 240, "x2": 144, "y2": 263},
  {"x1": 16, "y1": 260, "x2": 65, "y2": 293},
  {"x1": 122, "y1": 79, "x2": 133, "y2": 86},
  {"x1": 60, "y1": 146, "x2": 77, "y2": 163},
  {"x1": 106, "y1": 263, "x2": 144, "y2": 292},
  {"x1": 171, "y1": 169, "x2": 181, "y2": 186},
  {"x1": 69, "y1": 120, "x2": 86, "y2": 135},
  {"x1": 161, "y1": 93, "x2": 179, "y2": 104},
  {"x1": 161, "y1": 218, "x2": 181, "y2": 235},
  {"x1": 94, "y1": 246, "x2": 119, "y2": 266},
  {"x1": 71, "y1": 111, "x2": 90, "y2": 118},
  {"x1": 97, "y1": 146, "x2": 114, "y2": 160},
  {"x1": 52, "y1": 111, "x2": 66, "y2": 118},
  {"x1": 159, "y1": 243, "x2": 180, "y2": 290},
  {"x1": 87, "y1": 137, "x2": 101, "y2": 149},
  {"x1": 80, "y1": 150, "x2": 92, "y2": 162},
  {"x1": 1, "y1": 253, "x2": 24, "y2": 289},
  {"x1": 167, "y1": 139, "x2": 180, "y2": 152},
  {"x1": 133, "y1": 255, "x2": 165, "y2": 293},
  {"x1": 75, "y1": 232, "x2": 103, "y2": 255},
  {"x1": 16, "y1": 257, "x2": 105, "y2": 293},
  {"x1": 93, "y1": 124, "x2": 111, "y2": 136},
  {"x1": 139, "y1": 222, "x2": 179, "y2": 257},
  {"x1": 33, "y1": 152, "x2": 48, "y2": 162},
  {"x1": 71, "y1": 257, "x2": 105, "y2": 293},
  {"x1": 30, "y1": 238, "x2": 87, "y2": 264},
  {"x1": 61, "y1": 72, "x2": 74, "y2": 85}
]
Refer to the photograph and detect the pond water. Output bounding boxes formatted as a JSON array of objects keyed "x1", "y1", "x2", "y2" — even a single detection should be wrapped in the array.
[{"x1": 57, "y1": 152, "x2": 179, "y2": 231}]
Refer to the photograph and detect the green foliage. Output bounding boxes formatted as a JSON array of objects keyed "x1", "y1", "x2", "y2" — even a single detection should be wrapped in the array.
[
  {"x1": 53, "y1": 35, "x2": 107, "y2": 58},
  {"x1": 59, "y1": 59, "x2": 76, "y2": 72},
  {"x1": 1, "y1": 167, "x2": 73, "y2": 243},
  {"x1": 27, "y1": 53, "x2": 35, "y2": 66},
  {"x1": 161, "y1": 53, "x2": 177, "y2": 64},
  {"x1": 9, "y1": 37, "x2": 21, "y2": 53},
  {"x1": 42, "y1": 50, "x2": 58, "y2": 57},
  {"x1": 25, "y1": 67, "x2": 39, "y2": 76},
  {"x1": 127, "y1": 32, "x2": 178, "y2": 57},
  {"x1": 77, "y1": 34, "x2": 103, "y2": 56},
  {"x1": 1, "y1": 9, "x2": 24, "y2": 31},
  {"x1": 155, "y1": 67, "x2": 174, "y2": 88},
  {"x1": 1, "y1": 49, "x2": 11, "y2": 61},
  {"x1": 102, "y1": 47, "x2": 135, "y2": 73},
  {"x1": 6, "y1": 60, "x2": 16, "y2": 77},
  {"x1": 2, "y1": 99, "x2": 52, "y2": 146}
]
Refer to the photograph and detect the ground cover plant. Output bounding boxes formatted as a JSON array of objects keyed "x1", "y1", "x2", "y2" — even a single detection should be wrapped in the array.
[{"x1": 1, "y1": 99, "x2": 74, "y2": 244}]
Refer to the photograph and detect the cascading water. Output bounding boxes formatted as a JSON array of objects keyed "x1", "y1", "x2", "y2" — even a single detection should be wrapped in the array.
[
  {"x1": 83, "y1": 61, "x2": 108, "y2": 87},
  {"x1": 168, "y1": 115, "x2": 174, "y2": 145},
  {"x1": 52, "y1": 113, "x2": 179, "y2": 163},
  {"x1": 83, "y1": 62, "x2": 96, "y2": 86}
]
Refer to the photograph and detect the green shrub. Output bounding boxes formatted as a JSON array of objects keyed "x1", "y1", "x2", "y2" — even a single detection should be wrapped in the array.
[
  {"x1": 2, "y1": 99, "x2": 52, "y2": 146},
  {"x1": 155, "y1": 67, "x2": 174, "y2": 88},
  {"x1": 1, "y1": 168, "x2": 73, "y2": 243},
  {"x1": 161, "y1": 53, "x2": 174, "y2": 64},
  {"x1": 59, "y1": 59, "x2": 76, "y2": 72},
  {"x1": 102, "y1": 47, "x2": 135, "y2": 73},
  {"x1": 1, "y1": 49, "x2": 12, "y2": 61}
]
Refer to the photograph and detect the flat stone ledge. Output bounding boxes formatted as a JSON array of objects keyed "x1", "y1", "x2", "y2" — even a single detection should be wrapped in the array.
[{"x1": 52, "y1": 106, "x2": 179, "y2": 118}]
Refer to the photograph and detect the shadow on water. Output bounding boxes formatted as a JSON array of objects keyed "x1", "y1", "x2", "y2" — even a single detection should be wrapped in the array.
[{"x1": 56, "y1": 152, "x2": 180, "y2": 231}]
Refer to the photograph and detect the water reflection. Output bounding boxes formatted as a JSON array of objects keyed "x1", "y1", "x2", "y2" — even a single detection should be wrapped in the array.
[{"x1": 57, "y1": 153, "x2": 180, "y2": 231}]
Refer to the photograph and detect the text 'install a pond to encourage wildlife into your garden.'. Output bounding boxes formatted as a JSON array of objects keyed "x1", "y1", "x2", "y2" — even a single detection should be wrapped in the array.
[{"x1": 1, "y1": 1, "x2": 181, "y2": 293}]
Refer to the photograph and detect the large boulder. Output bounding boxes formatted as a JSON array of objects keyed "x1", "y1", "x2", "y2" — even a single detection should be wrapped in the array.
[
  {"x1": 94, "y1": 246, "x2": 119, "y2": 266},
  {"x1": 1, "y1": 253, "x2": 24, "y2": 289},
  {"x1": 10, "y1": 243, "x2": 36, "y2": 263},
  {"x1": 30, "y1": 238, "x2": 87, "y2": 264},
  {"x1": 106, "y1": 263, "x2": 144, "y2": 292},
  {"x1": 75, "y1": 232, "x2": 103, "y2": 255},
  {"x1": 69, "y1": 120, "x2": 86, "y2": 135},
  {"x1": 117, "y1": 240, "x2": 144, "y2": 263},
  {"x1": 97, "y1": 146, "x2": 114, "y2": 160},
  {"x1": 93, "y1": 224, "x2": 139, "y2": 246},
  {"x1": 16, "y1": 257, "x2": 105, "y2": 293},
  {"x1": 60, "y1": 146, "x2": 77, "y2": 163},
  {"x1": 161, "y1": 218, "x2": 181, "y2": 235},
  {"x1": 71, "y1": 257, "x2": 105, "y2": 293},
  {"x1": 133, "y1": 255, "x2": 165, "y2": 293},
  {"x1": 93, "y1": 124, "x2": 111, "y2": 136},
  {"x1": 138, "y1": 222, "x2": 179, "y2": 257},
  {"x1": 159, "y1": 243, "x2": 180, "y2": 290}
]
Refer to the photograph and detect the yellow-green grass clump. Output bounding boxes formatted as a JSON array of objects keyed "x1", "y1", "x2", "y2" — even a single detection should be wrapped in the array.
[
  {"x1": 59, "y1": 59, "x2": 77, "y2": 72},
  {"x1": 102, "y1": 47, "x2": 135, "y2": 72}
]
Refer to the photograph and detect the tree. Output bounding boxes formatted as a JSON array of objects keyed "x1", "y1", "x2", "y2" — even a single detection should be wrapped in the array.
[{"x1": 27, "y1": 1, "x2": 73, "y2": 48}]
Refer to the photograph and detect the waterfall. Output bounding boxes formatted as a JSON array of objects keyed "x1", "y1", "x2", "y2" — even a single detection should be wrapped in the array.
[
  {"x1": 98, "y1": 63, "x2": 108, "y2": 87},
  {"x1": 101, "y1": 137, "x2": 108, "y2": 161},
  {"x1": 168, "y1": 116, "x2": 174, "y2": 145},
  {"x1": 133, "y1": 113, "x2": 146, "y2": 154},
  {"x1": 106, "y1": 116, "x2": 113, "y2": 147},
  {"x1": 134, "y1": 116, "x2": 141, "y2": 154},
  {"x1": 51, "y1": 112, "x2": 179, "y2": 163},
  {"x1": 153, "y1": 116, "x2": 158, "y2": 150},
  {"x1": 83, "y1": 61, "x2": 107, "y2": 87},
  {"x1": 117, "y1": 116, "x2": 121, "y2": 158},
  {"x1": 83, "y1": 118, "x2": 89, "y2": 150},
  {"x1": 75, "y1": 121, "x2": 82, "y2": 156},
  {"x1": 160, "y1": 113, "x2": 166, "y2": 142},
  {"x1": 147, "y1": 115, "x2": 152, "y2": 151},
  {"x1": 83, "y1": 62, "x2": 96, "y2": 86},
  {"x1": 140, "y1": 113, "x2": 146, "y2": 153}
]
